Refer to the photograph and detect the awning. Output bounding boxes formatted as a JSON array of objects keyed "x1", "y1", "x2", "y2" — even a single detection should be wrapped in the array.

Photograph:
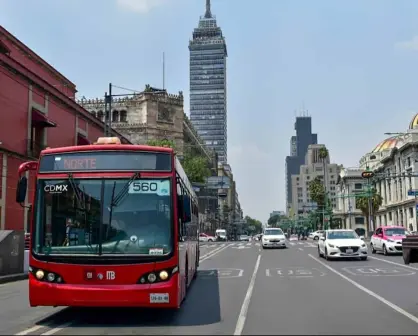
[
  {"x1": 77, "y1": 133, "x2": 90, "y2": 146},
  {"x1": 32, "y1": 109, "x2": 57, "y2": 127}
]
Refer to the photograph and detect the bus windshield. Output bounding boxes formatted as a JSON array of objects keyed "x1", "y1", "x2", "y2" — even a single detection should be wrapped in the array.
[{"x1": 33, "y1": 178, "x2": 172, "y2": 256}]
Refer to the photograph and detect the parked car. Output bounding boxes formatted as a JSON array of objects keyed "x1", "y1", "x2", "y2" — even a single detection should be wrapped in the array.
[
  {"x1": 199, "y1": 233, "x2": 215, "y2": 242},
  {"x1": 370, "y1": 226, "x2": 405, "y2": 255},
  {"x1": 318, "y1": 229, "x2": 367, "y2": 260}
]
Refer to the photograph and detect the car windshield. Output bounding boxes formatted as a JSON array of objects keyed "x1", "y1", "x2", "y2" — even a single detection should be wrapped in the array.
[
  {"x1": 385, "y1": 228, "x2": 405, "y2": 236},
  {"x1": 216, "y1": 230, "x2": 226, "y2": 236},
  {"x1": 327, "y1": 231, "x2": 358, "y2": 239},
  {"x1": 33, "y1": 178, "x2": 172, "y2": 256},
  {"x1": 264, "y1": 229, "x2": 284, "y2": 235}
]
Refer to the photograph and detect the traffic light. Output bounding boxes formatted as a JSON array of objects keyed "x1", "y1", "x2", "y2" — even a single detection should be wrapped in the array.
[{"x1": 361, "y1": 171, "x2": 375, "y2": 179}]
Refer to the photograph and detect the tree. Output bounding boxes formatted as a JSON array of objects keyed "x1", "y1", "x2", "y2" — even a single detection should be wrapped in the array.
[
  {"x1": 182, "y1": 153, "x2": 211, "y2": 183},
  {"x1": 355, "y1": 188, "x2": 383, "y2": 229},
  {"x1": 146, "y1": 139, "x2": 210, "y2": 183},
  {"x1": 308, "y1": 177, "x2": 325, "y2": 206},
  {"x1": 146, "y1": 139, "x2": 176, "y2": 149},
  {"x1": 244, "y1": 216, "x2": 263, "y2": 234},
  {"x1": 319, "y1": 146, "x2": 329, "y2": 192},
  {"x1": 268, "y1": 214, "x2": 281, "y2": 226}
]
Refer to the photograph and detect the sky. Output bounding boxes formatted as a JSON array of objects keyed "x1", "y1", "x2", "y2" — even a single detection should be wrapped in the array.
[{"x1": 2, "y1": 0, "x2": 418, "y2": 222}]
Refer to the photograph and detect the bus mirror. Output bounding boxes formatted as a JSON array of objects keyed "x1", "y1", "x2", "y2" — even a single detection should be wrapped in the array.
[
  {"x1": 16, "y1": 176, "x2": 28, "y2": 203},
  {"x1": 182, "y1": 195, "x2": 191, "y2": 223}
]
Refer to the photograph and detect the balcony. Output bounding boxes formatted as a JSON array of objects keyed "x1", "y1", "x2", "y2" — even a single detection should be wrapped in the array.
[{"x1": 27, "y1": 139, "x2": 47, "y2": 158}]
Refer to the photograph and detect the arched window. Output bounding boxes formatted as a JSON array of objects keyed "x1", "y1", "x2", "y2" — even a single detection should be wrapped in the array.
[
  {"x1": 97, "y1": 110, "x2": 104, "y2": 120},
  {"x1": 120, "y1": 110, "x2": 127, "y2": 122},
  {"x1": 112, "y1": 110, "x2": 119, "y2": 122}
]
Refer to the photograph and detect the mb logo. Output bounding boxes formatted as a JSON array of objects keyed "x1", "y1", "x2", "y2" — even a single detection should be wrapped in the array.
[
  {"x1": 44, "y1": 185, "x2": 68, "y2": 193},
  {"x1": 106, "y1": 271, "x2": 115, "y2": 280}
]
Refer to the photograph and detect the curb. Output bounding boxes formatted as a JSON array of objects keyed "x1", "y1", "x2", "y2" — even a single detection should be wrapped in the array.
[{"x1": 0, "y1": 273, "x2": 28, "y2": 284}]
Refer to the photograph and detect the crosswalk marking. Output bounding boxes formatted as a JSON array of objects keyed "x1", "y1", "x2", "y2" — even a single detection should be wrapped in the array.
[{"x1": 200, "y1": 240, "x2": 317, "y2": 250}]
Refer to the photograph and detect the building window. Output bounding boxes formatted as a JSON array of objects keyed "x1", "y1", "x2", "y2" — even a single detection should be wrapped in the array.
[
  {"x1": 120, "y1": 110, "x2": 127, "y2": 122},
  {"x1": 354, "y1": 183, "x2": 362, "y2": 190},
  {"x1": 355, "y1": 217, "x2": 365, "y2": 225}
]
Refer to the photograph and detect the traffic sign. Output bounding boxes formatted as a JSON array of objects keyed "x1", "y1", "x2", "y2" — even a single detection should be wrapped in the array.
[
  {"x1": 408, "y1": 190, "x2": 418, "y2": 197},
  {"x1": 361, "y1": 171, "x2": 374, "y2": 179}
]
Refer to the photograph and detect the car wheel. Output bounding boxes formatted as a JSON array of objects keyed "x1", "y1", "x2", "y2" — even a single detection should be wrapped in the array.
[
  {"x1": 360, "y1": 256, "x2": 367, "y2": 261},
  {"x1": 208, "y1": 239, "x2": 213, "y2": 242},
  {"x1": 324, "y1": 247, "x2": 330, "y2": 260},
  {"x1": 370, "y1": 243, "x2": 376, "y2": 254},
  {"x1": 318, "y1": 246, "x2": 322, "y2": 257},
  {"x1": 383, "y1": 244, "x2": 388, "y2": 256},
  {"x1": 314, "y1": 236, "x2": 319, "y2": 240}
]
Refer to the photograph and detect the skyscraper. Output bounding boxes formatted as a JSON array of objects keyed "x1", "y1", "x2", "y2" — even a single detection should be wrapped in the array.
[
  {"x1": 189, "y1": 0, "x2": 228, "y2": 164},
  {"x1": 285, "y1": 116, "x2": 318, "y2": 215}
]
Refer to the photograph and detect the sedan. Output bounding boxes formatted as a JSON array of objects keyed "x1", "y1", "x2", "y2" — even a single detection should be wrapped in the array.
[
  {"x1": 239, "y1": 235, "x2": 250, "y2": 242},
  {"x1": 318, "y1": 229, "x2": 368, "y2": 260}
]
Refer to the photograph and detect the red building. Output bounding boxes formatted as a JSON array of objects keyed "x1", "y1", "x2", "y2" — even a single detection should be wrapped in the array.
[{"x1": 0, "y1": 26, "x2": 130, "y2": 231}]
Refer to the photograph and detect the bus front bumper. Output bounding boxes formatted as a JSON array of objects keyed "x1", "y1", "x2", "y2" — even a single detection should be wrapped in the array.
[{"x1": 29, "y1": 274, "x2": 180, "y2": 308}]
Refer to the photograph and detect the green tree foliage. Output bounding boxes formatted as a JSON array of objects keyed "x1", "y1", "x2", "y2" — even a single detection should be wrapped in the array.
[
  {"x1": 355, "y1": 188, "x2": 383, "y2": 227},
  {"x1": 319, "y1": 147, "x2": 329, "y2": 161},
  {"x1": 268, "y1": 214, "x2": 289, "y2": 227},
  {"x1": 182, "y1": 153, "x2": 211, "y2": 183},
  {"x1": 146, "y1": 139, "x2": 176, "y2": 149},
  {"x1": 244, "y1": 215, "x2": 263, "y2": 234},
  {"x1": 308, "y1": 177, "x2": 325, "y2": 206},
  {"x1": 146, "y1": 139, "x2": 210, "y2": 183}
]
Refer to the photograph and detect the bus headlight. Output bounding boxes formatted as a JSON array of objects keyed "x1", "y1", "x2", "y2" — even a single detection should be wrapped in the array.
[
  {"x1": 47, "y1": 273, "x2": 55, "y2": 282},
  {"x1": 159, "y1": 270, "x2": 169, "y2": 281},
  {"x1": 35, "y1": 270, "x2": 44, "y2": 280},
  {"x1": 147, "y1": 273, "x2": 157, "y2": 283}
]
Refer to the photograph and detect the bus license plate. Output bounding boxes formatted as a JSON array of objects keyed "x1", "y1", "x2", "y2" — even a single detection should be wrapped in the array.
[
  {"x1": 346, "y1": 249, "x2": 353, "y2": 254},
  {"x1": 150, "y1": 293, "x2": 169, "y2": 303}
]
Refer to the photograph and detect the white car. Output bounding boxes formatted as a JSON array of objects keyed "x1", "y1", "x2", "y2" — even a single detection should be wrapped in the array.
[
  {"x1": 309, "y1": 230, "x2": 324, "y2": 240},
  {"x1": 262, "y1": 228, "x2": 287, "y2": 249},
  {"x1": 199, "y1": 233, "x2": 215, "y2": 242},
  {"x1": 318, "y1": 229, "x2": 367, "y2": 260}
]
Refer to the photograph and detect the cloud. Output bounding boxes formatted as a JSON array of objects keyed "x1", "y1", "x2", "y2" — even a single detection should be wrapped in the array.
[
  {"x1": 116, "y1": 0, "x2": 167, "y2": 14},
  {"x1": 395, "y1": 36, "x2": 418, "y2": 51}
]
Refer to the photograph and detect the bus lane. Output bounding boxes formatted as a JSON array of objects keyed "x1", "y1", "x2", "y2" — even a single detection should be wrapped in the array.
[
  {"x1": 309, "y1": 253, "x2": 418, "y2": 320},
  {"x1": 14, "y1": 243, "x2": 260, "y2": 335}
]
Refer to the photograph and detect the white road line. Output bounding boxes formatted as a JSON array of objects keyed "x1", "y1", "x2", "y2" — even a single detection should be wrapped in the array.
[
  {"x1": 200, "y1": 244, "x2": 230, "y2": 262},
  {"x1": 234, "y1": 254, "x2": 261, "y2": 335},
  {"x1": 369, "y1": 256, "x2": 418, "y2": 270},
  {"x1": 40, "y1": 322, "x2": 73, "y2": 335},
  {"x1": 308, "y1": 254, "x2": 418, "y2": 325},
  {"x1": 298, "y1": 248, "x2": 304, "y2": 251},
  {"x1": 289, "y1": 242, "x2": 295, "y2": 246},
  {"x1": 15, "y1": 325, "x2": 44, "y2": 335},
  {"x1": 246, "y1": 243, "x2": 251, "y2": 246}
]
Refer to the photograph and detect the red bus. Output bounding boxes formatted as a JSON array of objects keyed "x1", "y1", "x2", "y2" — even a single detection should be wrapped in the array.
[{"x1": 16, "y1": 137, "x2": 199, "y2": 308}]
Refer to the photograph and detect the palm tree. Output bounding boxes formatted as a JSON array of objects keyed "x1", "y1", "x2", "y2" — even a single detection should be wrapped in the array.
[
  {"x1": 319, "y1": 146, "x2": 329, "y2": 194},
  {"x1": 355, "y1": 189, "x2": 383, "y2": 230}
]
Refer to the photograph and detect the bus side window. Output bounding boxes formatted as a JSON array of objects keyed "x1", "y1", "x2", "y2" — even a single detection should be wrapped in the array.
[{"x1": 176, "y1": 180, "x2": 185, "y2": 240}]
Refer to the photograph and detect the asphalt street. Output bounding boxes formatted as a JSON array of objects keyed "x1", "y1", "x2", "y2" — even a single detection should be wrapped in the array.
[{"x1": 4, "y1": 240, "x2": 418, "y2": 335}]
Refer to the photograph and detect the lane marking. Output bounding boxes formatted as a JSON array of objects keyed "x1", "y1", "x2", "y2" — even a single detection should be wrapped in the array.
[
  {"x1": 40, "y1": 322, "x2": 73, "y2": 335},
  {"x1": 199, "y1": 244, "x2": 226, "y2": 260},
  {"x1": 200, "y1": 244, "x2": 230, "y2": 262},
  {"x1": 309, "y1": 254, "x2": 418, "y2": 325},
  {"x1": 15, "y1": 325, "x2": 44, "y2": 335},
  {"x1": 298, "y1": 248, "x2": 304, "y2": 251},
  {"x1": 234, "y1": 254, "x2": 261, "y2": 335},
  {"x1": 369, "y1": 256, "x2": 418, "y2": 270}
]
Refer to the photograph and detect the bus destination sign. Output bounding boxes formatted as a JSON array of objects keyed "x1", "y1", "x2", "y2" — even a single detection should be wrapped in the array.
[{"x1": 38, "y1": 151, "x2": 171, "y2": 172}]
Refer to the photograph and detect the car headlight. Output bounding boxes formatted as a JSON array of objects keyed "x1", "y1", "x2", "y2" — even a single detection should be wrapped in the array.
[
  {"x1": 387, "y1": 239, "x2": 395, "y2": 243},
  {"x1": 328, "y1": 243, "x2": 335, "y2": 248},
  {"x1": 361, "y1": 244, "x2": 366, "y2": 248}
]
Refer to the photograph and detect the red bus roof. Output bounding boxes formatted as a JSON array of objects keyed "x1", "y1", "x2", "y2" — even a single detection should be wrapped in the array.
[{"x1": 40, "y1": 144, "x2": 174, "y2": 155}]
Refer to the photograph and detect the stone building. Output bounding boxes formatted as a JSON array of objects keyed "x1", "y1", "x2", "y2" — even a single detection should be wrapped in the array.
[
  {"x1": 291, "y1": 144, "x2": 342, "y2": 217},
  {"x1": 78, "y1": 85, "x2": 215, "y2": 166}
]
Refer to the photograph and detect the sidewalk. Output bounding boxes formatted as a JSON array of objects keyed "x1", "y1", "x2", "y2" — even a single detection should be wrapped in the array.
[{"x1": 0, "y1": 273, "x2": 28, "y2": 284}]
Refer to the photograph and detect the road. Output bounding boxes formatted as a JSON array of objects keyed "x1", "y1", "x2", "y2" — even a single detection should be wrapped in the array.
[{"x1": 4, "y1": 240, "x2": 418, "y2": 335}]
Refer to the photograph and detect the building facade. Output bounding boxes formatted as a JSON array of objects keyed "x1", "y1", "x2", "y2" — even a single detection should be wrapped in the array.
[
  {"x1": 79, "y1": 85, "x2": 215, "y2": 165},
  {"x1": 0, "y1": 26, "x2": 129, "y2": 231},
  {"x1": 285, "y1": 116, "x2": 318, "y2": 215},
  {"x1": 291, "y1": 145, "x2": 341, "y2": 217},
  {"x1": 334, "y1": 168, "x2": 367, "y2": 236},
  {"x1": 189, "y1": 0, "x2": 228, "y2": 164},
  {"x1": 357, "y1": 117, "x2": 418, "y2": 232}
]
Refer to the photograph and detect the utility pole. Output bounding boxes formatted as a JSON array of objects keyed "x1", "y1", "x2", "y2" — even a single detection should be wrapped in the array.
[{"x1": 362, "y1": 167, "x2": 375, "y2": 236}]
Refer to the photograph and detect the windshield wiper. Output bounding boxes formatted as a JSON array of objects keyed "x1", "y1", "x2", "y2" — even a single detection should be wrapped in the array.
[
  {"x1": 109, "y1": 172, "x2": 141, "y2": 208},
  {"x1": 105, "y1": 172, "x2": 140, "y2": 243}
]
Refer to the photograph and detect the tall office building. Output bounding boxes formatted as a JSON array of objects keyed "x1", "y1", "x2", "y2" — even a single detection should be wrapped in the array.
[
  {"x1": 285, "y1": 116, "x2": 318, "y2": 215},
  {"x1": 189, "y1": 0, "x2": 228, "y2": 164}
]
